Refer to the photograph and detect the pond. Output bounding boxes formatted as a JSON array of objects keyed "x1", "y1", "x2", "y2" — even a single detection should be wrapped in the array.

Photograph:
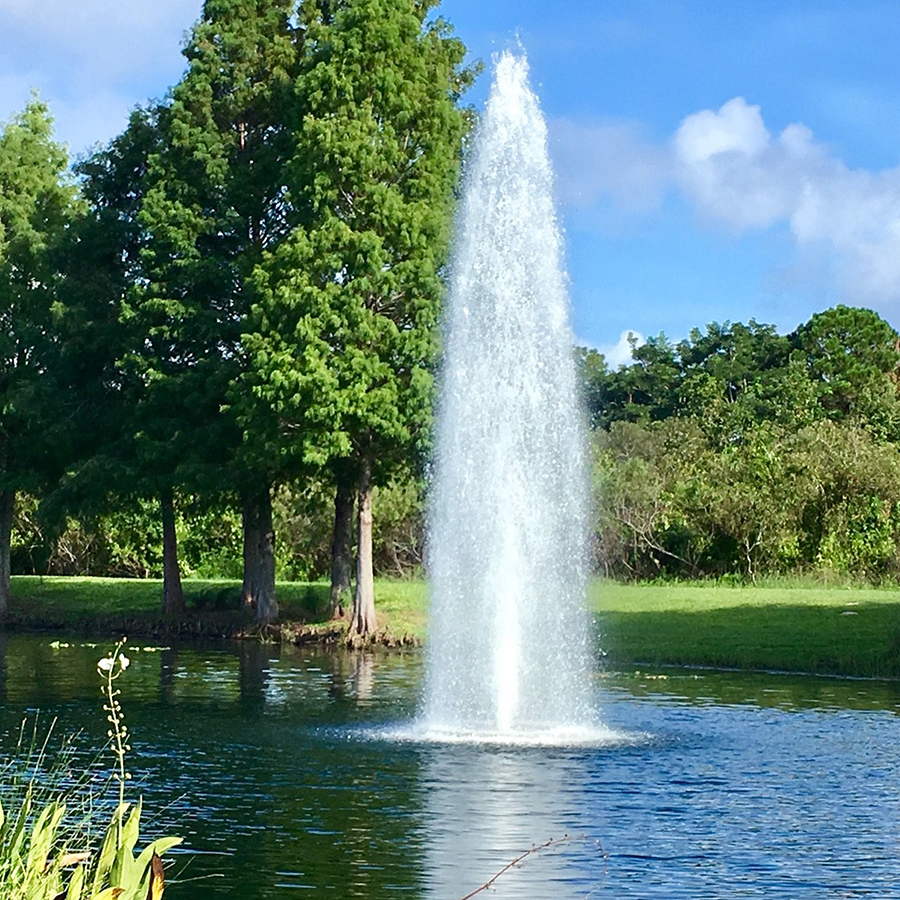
[{"x1": 1, "y1": 634, "x2": 899, "y2": 898}]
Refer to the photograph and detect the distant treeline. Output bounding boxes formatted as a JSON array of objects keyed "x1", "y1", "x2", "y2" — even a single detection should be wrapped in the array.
[
  {"x1": 581, "y1": 305, "x2": 900, "y2": 582},
  {"x1": 15, "y1": 303, "x2": 900, "y2": 590}
]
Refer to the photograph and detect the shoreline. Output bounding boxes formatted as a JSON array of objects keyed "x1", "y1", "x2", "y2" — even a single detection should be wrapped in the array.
[
  {"x1": 6, "y1": 575, "x2": 900, "y2": 677},
  {"x1": 1, "y1": 610, "x2": 423, "y2": 649}
]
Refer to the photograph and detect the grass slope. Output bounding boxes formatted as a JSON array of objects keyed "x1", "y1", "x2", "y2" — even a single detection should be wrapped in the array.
[
  {"x1": 6, "y1": 575, "x2": 429, "y2": 637},
  {"x1": 591, "y1": 582, "x2": 900, "y2": 678},
  {"x1": 8, "y1": 576, "x2": 900, "y2": 677}
]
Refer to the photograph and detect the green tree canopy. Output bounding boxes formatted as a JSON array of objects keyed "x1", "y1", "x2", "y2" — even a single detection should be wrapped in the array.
[
  {"x1": 0, "y1": 97, "x2": 80, "y2": 613},
  {"x1": 791, "y1": 304, "x2": 900, "y2": 433},
  {"x1": 242, "y1": 0, "x2": 474, "y2": 634}
]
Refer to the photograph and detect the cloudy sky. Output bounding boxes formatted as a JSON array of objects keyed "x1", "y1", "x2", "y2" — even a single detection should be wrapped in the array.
[{"x1": 2, "y1": 0, "x2": 899, "y2": 365}]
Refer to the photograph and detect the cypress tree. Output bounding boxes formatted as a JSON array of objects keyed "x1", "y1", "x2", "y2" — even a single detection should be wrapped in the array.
[
  {"x1": 0, "y1": 99, "x2": 79, "y2": 614},
  {"x1": 243, "y1": 0, "x2": 474, "y2": 633},
  {"x1": 128, "y1": 0, "x2": 299, "y2": 620}
]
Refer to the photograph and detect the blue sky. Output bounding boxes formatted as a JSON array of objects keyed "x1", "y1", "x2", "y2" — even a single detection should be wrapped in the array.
[{"x1": 2, "y1": 0, "x2": 900, "y2": 364}]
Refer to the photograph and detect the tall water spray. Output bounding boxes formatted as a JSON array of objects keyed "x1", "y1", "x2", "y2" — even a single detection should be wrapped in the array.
[{"x1": 423, "y1": 51, "x2": 593, "y2": 738}]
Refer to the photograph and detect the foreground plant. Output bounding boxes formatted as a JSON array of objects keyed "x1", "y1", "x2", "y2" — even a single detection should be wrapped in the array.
[
  {"x1": 0, "y1": 793, "x2": 75, "y2": 900},
  {"x1": 97, "y1": 639, "x2": 132, "y2": 848},
  {"x1": 77, "y1": 798, "x2": 178, "y2": 900},
  {"x1": 0, "y1": 639, "x2": 181, "y2": 899},
  {"x1": 0, "y1": 721, "x2": 93, "y2": 899},
  {"x1": 0, "y1": 795, "x2": 175, "y2": 900},
  {"x1": 89, "y1": 638, "x2": 181, "y2": 899}
]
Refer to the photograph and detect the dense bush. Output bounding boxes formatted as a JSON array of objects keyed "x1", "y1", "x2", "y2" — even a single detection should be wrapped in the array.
[
  {"x1": 12, "y1": 478, "x2": 425, "y2": 582},
  {"x1": 584, "y1": 307, "x2": 900, "y2": 582}
]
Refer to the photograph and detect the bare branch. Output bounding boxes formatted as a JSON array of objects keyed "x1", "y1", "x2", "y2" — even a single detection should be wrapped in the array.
[{"x1": 456, "y1": 834, "x2": 607, "y2": 900}]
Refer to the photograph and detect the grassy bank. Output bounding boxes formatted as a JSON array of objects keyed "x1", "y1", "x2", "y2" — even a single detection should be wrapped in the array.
[
  {"x1": 8, "y1": 576, "x2": 900, "y2": 677},
  {"x1": 591, "y1": 582, "x2": 900, "y2": 678},
  {"x1": 5, "y1": 575, "x2": 428, "y2": 639}
]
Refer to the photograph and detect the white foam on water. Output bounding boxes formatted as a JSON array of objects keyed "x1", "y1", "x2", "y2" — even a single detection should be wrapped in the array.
[{"x1": 364, "y1": 722, "x2": 647, "y2": 749}]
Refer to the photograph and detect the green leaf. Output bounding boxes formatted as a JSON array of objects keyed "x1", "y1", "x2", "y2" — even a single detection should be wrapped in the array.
[
  {"x1": 26, "y1": 801, "x2": 65, "y2": 875},
  {"x1": 109, "y1": 798, "x2": 143, "y2": 892},
  {"x1": 133, "y1": 836, "x2": 182, "y2": 876},
  {"x1": 9, "y1": 787, "x2": 34, "y2": 863},
  {"x1": 91, "y1": 888, "x2": 125, "y2": 900},
  {"x1": 64, "y1": 863, "x2": 85, "y2": 900},
  {"x1": 91, "y1": 804, "x2": 129, "y2": 894}
]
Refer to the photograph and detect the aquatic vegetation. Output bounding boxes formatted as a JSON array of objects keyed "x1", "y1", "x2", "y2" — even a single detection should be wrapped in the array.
[{"x1": 0, "y1": 639, "x2": 180, "y2": 899}]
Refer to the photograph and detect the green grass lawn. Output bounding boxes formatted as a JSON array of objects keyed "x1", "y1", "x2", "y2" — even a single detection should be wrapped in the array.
[
  {"x1": 9, "y1": 576, "x2": 900, "y2": 678},
  {"x1": 591, "y1": 581, "x2": 900, "y2": 678},
  {"x1": 5, "y1": 575, "x2": 429, "y2": 636}
]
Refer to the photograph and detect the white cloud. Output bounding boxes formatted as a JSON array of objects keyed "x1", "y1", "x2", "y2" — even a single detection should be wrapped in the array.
[
  {"x1": 673, "y1": 96, "x2": 900, "y2": 302},
  {"x1": 673, "y1": 98, "x2": 825, "y2": 230},
  {"x1": 676, "y1": 97, "x2": 771, "y2": 162},
  {"x1": 599, "y1": 331, "x2": 643, "y2": 368},
  {"x1": 555, "y1": 96, "x2": 900, "y2": 308}
]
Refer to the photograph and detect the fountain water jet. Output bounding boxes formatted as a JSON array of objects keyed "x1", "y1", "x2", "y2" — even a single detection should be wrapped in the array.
[{"x1": 422, "y1": 51, "x2": 595, "y2": 741}]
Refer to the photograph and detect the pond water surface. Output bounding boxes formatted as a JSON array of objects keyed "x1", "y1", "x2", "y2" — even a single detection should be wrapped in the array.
[{"x1": 1, "y1": 634, "x2": 899, "y2": 898}]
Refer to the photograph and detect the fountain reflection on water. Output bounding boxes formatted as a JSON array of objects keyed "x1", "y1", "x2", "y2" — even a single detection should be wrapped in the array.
[
  {"x1": 421, "y1": 51, "x2": 598, "y2": 741},
  {"x1": 420, "y1": 748, "x2": 599, "y2": 899}
]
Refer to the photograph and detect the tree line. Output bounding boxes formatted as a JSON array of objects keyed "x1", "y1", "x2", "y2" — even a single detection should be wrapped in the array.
[
  {"x1": 582, "y1": 306, "x2": 900, "y2": 582},
  {"x1": 6, "y1": 1, "x2": 898, "y2": 610},
  {"x1": 0, "y1": 0, "x2": 474, "y2": 629}
]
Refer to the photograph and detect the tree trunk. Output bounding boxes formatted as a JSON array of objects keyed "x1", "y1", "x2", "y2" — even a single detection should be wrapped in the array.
[
  {"x1": 0, "y1": 489, "x2": 14, "y2": 618},
  {"x1": 241, "y1": 499, "x2": 261, "y2": 611},
  {"x1": 0, "y1": 632, "x2": 8, "y2": 702},
  {"x1": 349, "y1": 456, "x2": 376, "y2": 637},
  {"x1": 160, "y1": 487, "x2": 185, "y2": 615},
  {"x1": 329, "y1": 476, "x2": 355, "y2": 618},
  {"x1": 242, "y1": 485, "x2": 278, "y2": 623},
  {"x1": 257, "y1": 488, "x2": 277, "y2": 623}
]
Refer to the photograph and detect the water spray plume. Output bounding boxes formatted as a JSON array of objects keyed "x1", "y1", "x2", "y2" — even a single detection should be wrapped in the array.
[{"x1": 423, "y1": 51, "x2": 594, "y2": 740}]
